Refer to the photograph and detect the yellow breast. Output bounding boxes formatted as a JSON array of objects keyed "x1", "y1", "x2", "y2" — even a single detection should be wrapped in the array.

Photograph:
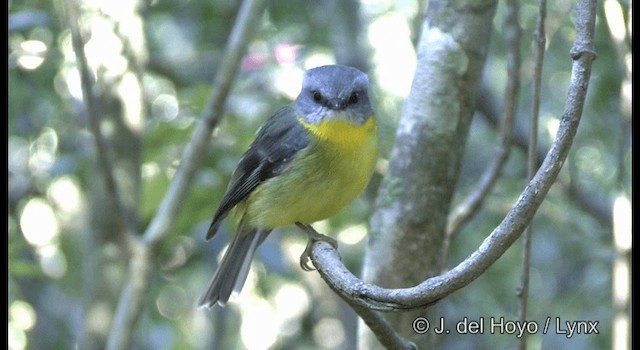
[
  {"x1": 245, "y1": 117, "x2": 378, "y2": 229},
  {"x1": 301, "y1": 117, "x2": 377, "y2": 152}
]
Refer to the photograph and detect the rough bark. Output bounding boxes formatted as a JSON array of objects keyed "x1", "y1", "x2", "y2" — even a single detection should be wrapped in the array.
[{"x1": 360, "y1": 0, "x2": 498, "y2": 348}]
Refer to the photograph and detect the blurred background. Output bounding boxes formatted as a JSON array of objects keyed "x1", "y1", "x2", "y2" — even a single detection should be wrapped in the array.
[{"x1": 8, "y1": 0, "x2": 630, "y2": 349}]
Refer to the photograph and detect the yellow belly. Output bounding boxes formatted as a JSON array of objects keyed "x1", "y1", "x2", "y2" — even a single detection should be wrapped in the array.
[{"x1": 244, "y1": 117, "x2": 378, "y2": 229}]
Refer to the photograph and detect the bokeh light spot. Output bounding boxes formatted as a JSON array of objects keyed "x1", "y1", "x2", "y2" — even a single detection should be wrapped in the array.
[
  {"x1": 16, "y1": 39, "x2": 47, "y2": 70},
  {"x1": 28, "y1": 128, "x2": 58, "y2": 175},
  {"x1": 338, "y1": 224, "x2": 367, "y2": 245},
  {"x1": 47, "y1": 176, "x2": 82, "y2": 219},
  {"x1": 157, "y1": 284, "x2": 189, "y2": 320},
  {"x1": 240, "y1": 298, "x2": 279, "y2": 350},
  {"x1": 313, "y1": 317, "x2": 345, "y2": 348},
  {"x1": 8, "y1": 300, "x2": 37, "y2": 350},
  {"x1": 37, "y1": 244, "x2": 67, "y2": 279},
  {"x1": 274, "y1": 283, "x2": 310, "y2": 321},
  {"x1": 20, "y1": 198, "x2": 59, "y2": 247}
]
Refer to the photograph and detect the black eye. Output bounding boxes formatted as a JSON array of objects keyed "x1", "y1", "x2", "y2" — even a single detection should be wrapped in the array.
[
  {"x1": 349, "y1": 91, "x2": 359, "y2": 104},
  {"x1": 312, "y1": 91, "x2": 322, "y2": 103}
]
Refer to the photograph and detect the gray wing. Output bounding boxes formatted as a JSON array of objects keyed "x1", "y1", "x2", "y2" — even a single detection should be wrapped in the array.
[{"x1": 206, "y1": 105, "x2": 309, "y2": 239}]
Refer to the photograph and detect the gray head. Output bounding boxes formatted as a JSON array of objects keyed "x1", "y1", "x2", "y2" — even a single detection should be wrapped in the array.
[{"x1": 295, "y1": 65, "x2": 374, "y2": 125}]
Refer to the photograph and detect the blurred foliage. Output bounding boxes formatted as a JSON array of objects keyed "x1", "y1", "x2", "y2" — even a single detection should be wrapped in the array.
[{"x1": 8, "y1": 0, "x2": 630, "y2": 349}]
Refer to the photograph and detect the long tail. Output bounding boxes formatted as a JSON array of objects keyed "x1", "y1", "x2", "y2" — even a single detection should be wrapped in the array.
[{"x1": 198, "y1": 227, "x2": 270, "y2": 308}]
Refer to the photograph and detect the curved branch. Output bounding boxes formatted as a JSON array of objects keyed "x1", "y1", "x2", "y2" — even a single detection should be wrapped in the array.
[{"x1": 310, "y1": 0, "x2": 596, "y2": 312}]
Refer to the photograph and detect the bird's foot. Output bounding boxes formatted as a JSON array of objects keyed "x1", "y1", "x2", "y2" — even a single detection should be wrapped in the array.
[{"x1": 295, "y1": 222, "x2": 338, "y2": 271}]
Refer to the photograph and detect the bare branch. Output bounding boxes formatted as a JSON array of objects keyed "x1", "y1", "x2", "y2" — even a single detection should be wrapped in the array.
[
  {"x1": 518, "y1": 0, "x2": 545, "y2": 348},
  {"x1": 105, "y1": 0, "x2": 267, "y2": 348},
  {"x1": 143, "y1": 0, "x2": 266, "y2": 247},
  {"x1": 64, "y1": 0, "x2": 139, "y2": 238},
  {"x1": 310, "y1": 0, "x2": 596, "y2": 312},
  {"x1": 346, "y1": 300, "x2": 417, "y2": 350}
]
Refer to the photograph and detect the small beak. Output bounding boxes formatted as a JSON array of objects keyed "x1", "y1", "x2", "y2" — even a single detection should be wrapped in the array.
[{"x1": 327, "y1": 98, "x2": 346, "y2": 110}]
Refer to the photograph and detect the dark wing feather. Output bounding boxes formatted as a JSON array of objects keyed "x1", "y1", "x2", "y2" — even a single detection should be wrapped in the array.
[{"x1": 206, "y1": 105, "x2": 309, "y2": 239}]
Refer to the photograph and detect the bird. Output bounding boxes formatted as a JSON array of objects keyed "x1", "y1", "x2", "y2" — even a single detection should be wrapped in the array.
[{"x1": 198, "y1": 65, "x2": 379, "y2": 308}]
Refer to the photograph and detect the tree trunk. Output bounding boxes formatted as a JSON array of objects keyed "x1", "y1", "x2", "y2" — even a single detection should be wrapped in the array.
[{"x1": 359, "y1": 0, "x2": 497, "y2": 348}]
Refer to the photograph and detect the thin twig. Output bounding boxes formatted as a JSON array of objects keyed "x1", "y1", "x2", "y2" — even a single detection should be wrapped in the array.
[
  {"x1": 442, "y1": 0, "x2": 521, "y2": 269},
  {"x1": 105, "y1": 0, "x2": 267, "y2": 348},
  {"x1": 518, "y1": 0, "x2": 545, "y2": 349},
  {"x1": 308, "y1": 0, "x2": 596, "y2": 312},
  {"x1": 64, "y1": 0, "x2": 139, "y2": 238},
  {"x1": 143, "y1": 0, "x2": 266, "y2": 246}
]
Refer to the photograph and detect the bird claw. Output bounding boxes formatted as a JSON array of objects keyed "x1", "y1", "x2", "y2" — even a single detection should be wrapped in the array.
[
  {"x1": 296, "y1": 222, "x2": 338, "y2": 271},
  {"x1": 299, "y1": 241, "x2": 316, "y2": 271}
]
